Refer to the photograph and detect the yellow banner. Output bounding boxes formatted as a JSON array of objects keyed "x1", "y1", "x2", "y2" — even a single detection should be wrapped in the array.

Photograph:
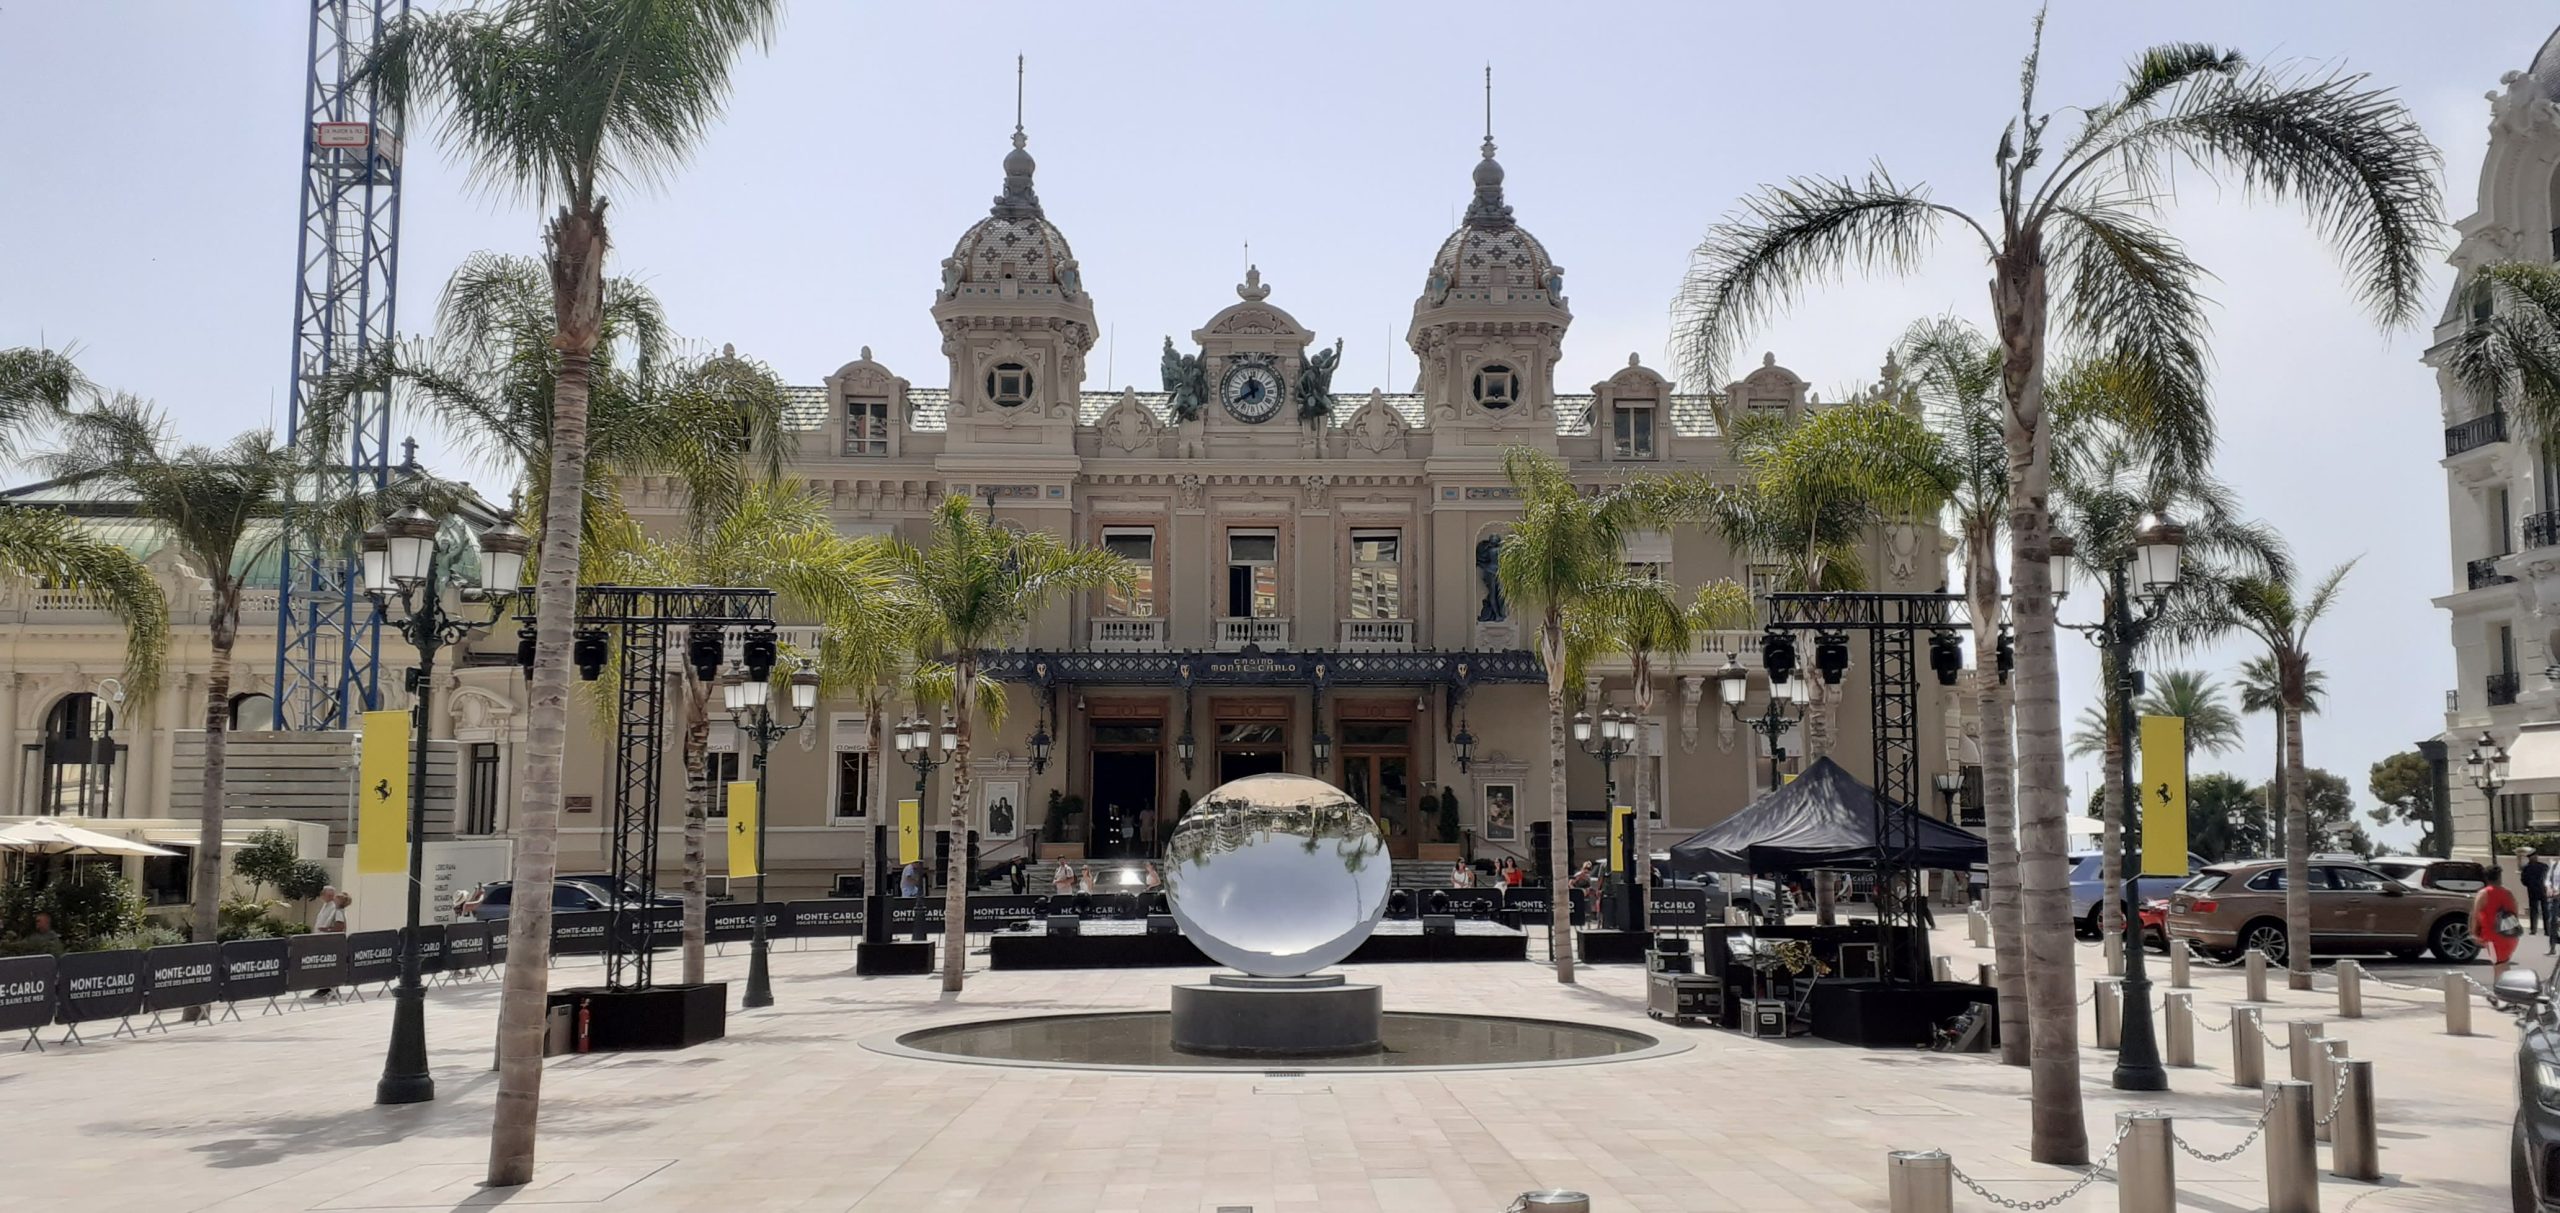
[
  {"x1": 356, "y1": 710, "x2": 409, "y2": 875},
  {"x1": 2139, "y1": 715, "x2": 2187, "y2": 877},
  {"x1": 897, "y1": 798, "x2": 921, "y2": 865},
  {"x1": 1611, "y1": 805, "x2": 1633, "y2": 872},
  {"x1": 725, "y1": 781, "x2": 759, "y2": 878}
]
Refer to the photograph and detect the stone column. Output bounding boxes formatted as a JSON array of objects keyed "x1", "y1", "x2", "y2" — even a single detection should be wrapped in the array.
[
  {"x1": 154, "y1": 675, "x2": 190, "y2": 821},
  {"x1": 0, "y1": 673, "x2": 21, "y2": 814},
  {"x1": 123, "y1": 686, "x2": 158, "y2": 818}
]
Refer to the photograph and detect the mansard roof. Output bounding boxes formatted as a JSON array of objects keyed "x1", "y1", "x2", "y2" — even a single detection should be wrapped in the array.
[{"x1": 779, "y1": 384, "x2": 1720, "y2": 438}]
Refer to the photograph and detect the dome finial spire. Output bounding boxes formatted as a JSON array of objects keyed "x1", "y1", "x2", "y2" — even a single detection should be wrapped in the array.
[
  {"x1": 1015, "y1": 53, "x2": 1025, "y2": 141},
  {"x1": 992, "y1": 54, "x2": 1042, "y2": 219},
  {"x1": 1464, "y1": 64, "x2": 1512, "y2": 228},
  {"x1": 1483, "y1": 63, "x2": 1494, "y2": 149}
]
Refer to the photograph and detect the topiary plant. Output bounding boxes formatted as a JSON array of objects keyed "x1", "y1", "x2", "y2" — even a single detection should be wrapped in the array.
[{"x1": 1436, "y1": 788, "x2": 1462, "y2": 843}]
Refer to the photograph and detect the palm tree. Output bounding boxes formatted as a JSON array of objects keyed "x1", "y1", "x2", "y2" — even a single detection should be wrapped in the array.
[
  {"x1": 45, "y1": 399, "x2": 300, "y2": 944},
  {"x1": 2447, "y1": 262, "x2": 2560, "y2": 434},
  {"x1": 890, "y1": 493, "x2": 1131, "y2": 993},
  {"x1": 2135, "y1": 670, "x2": 2244, "y2": 760},
  {"x1": 1496, "y1": 447, "x2": 1709, "y2": 982},
  {"x1": 587, "y1": 480, "x2": 888, "y2": 984},
  {"x1": 1673, "y1": 19, "x2": 2437, "y2": 1162},
  {"x1": 360, "y1": 0, "x2": 777, "y2": 1175},
  {"x1": 0, "y1": 349, "x2": 167, "y2": 695},
  {"x1": 2207, "y1": 562, "x2": 2355, "y2": 988}
]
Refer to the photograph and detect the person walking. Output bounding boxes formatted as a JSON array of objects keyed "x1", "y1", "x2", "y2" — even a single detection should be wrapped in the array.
[
  {"x1": 2524, "y1": 849, "x2": 2551, "y2": 938},
  {"x1": 1008, "y1": 859, "x2": 1028, "y2": 895},
  {"x1": 1051, "y1": 862, "x2": 1077, "y2": 895},
  {"x1": 2545, "y1": 860, "x2": 2560, "y2": 956},
  {"x1": 2478, "y1": 864, "x2": 2524, "y2": 978}
]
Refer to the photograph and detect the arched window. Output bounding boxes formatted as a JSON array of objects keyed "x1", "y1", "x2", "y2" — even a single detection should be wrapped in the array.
[
  {"x1": 229, "y1": 693, "x2": 276, "y2": 732},
  {"x1": 39, "y1": 693, "x2": 119, "y2": 816}
]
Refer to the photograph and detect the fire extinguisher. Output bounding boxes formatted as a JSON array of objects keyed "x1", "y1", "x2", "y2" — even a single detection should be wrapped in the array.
[{"x1": 576, "y1": 998, "x2": 593, "y2": 1053}]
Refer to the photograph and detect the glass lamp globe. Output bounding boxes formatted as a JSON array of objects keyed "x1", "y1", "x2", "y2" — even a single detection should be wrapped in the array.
[{"x1": 1163, "y1": 773, "x2": 1391, "y2": 978}]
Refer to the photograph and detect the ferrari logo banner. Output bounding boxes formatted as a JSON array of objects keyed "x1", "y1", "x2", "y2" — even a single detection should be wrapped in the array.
[
  {"x1": 2139, "y1": 715, "x2": 2188, "y2": 877},
  {"x1": 897, "y1": 798, "x2": 922, "y2": 865},
  {"x1": 726, "y1": 781, "x2": 759, "y2": 879},
  {"x1": 356, "y1": 711, "x2": 409, "y2": 875}
]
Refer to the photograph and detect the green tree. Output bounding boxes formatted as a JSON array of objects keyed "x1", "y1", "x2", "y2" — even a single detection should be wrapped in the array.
[
  {"x1": 891, "y1": 493, "x2": 1131, "y2": 993},
  {"x1": 1671, "y1": 22, "x2": 2437, "y2": 1159},
  {"x1": 0, "y1": 350, "x2": 167, "y2": 695},
  {"x1": 2367, "y1": 750, "x2": 2445, "y2": 859},
  {"x1": 361, "y1": 0, "x2": 782, "y2": 1185},
  {"x1": 2185, "y1": 772, "x2": 2266, "y2": 863},
  {"x1": 2299, "y1": 768, "x2": 2372, "y2": 857},
  {"x1": 46, "y1": 400, "x2": 301, "y2": 946}
]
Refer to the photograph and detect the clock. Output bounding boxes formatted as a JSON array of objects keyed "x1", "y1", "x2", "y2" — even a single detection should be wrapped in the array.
[{"x1": 1221, "y1": 364, "x2": 1284, "y2": 423}]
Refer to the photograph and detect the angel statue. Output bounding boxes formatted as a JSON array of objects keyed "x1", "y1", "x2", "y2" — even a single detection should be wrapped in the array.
[
  {"x1": 1160, "y1": 337, "x2": 1208, "y2": 423},
  {"x1": 1296, "y1": 338, "x2": 1345, "y2": 426}
]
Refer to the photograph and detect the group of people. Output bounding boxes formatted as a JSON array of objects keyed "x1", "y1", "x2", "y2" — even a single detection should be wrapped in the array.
[
  {"x1": 1045, "y1": 861, "x2": 1161, "y2": 895},
  {"x1": 1444, "y1": 858, "x2": 1528, "y2": 889},
  {"x1": 2478, "y1": 849, "x2": 2560, "y2": 975}
]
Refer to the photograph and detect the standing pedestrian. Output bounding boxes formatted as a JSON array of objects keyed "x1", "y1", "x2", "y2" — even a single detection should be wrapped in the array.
[
  {"x1": 2477, "y1": 864, "x2": 2524, "y2": 978},
  {"x1": 2523, "y1": 848, "x2": 2550, "y2": 937},
  {"x1": 1008, "y1": 859, "x2": 1028, "y2": 895}
]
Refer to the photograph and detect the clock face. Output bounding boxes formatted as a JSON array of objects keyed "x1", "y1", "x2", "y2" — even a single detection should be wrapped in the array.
[{"x1": 1222, "y1": 364, "x2": 1284, "y2": 423}]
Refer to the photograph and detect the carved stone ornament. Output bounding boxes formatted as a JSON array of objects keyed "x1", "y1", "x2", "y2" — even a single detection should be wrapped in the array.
[
  {"x1": 1096, "y1": 388, "x2": 1159, "y2": 455},
  {"x1": 1346, "y1": 391, "x2": 1406, "y2": 455},
  {"x1": 1175, "y1": 474, "x2": 1204, "y2": 510},
  {"x1": 1678, "y1": 675, "x2": 1704, "y2": 754},
  {"x1": 1301, "y1": 474, "x2": 1331, "y2": 511},
  {"x1": 1885, "y1": 522, "x2": 1925, "y2": 582}
]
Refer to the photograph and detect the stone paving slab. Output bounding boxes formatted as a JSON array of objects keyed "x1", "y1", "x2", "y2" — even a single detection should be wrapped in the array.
[{"x1": 0, "y1": 928, "x2": 2519, "y2": 1212}]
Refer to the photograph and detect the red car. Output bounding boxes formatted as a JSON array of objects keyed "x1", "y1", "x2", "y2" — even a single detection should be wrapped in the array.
[{"x1": 2139, "y1": 899, "x2": 2169, "y2": 952}]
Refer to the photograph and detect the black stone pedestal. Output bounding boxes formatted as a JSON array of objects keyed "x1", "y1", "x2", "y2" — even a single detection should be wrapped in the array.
[
  {"x1": 855, "y1": 941, "x2": 934, "y2": 976},
  {"x1": 1170, "y1": 973, "x2": 1382, "y2": 1057},
  {"x1": 548, "y1": 983, "x2": 725, "y2": 1051}
]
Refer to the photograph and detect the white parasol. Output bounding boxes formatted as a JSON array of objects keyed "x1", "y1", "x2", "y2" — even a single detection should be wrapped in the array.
[{"x1": 0, "y1": 818, "x2": 180, "y2": 856}]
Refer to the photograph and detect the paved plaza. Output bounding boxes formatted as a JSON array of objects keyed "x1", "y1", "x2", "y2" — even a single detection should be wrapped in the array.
[{"x1": 0, "y1": 926, "x2": 2518, "y2": 1212}]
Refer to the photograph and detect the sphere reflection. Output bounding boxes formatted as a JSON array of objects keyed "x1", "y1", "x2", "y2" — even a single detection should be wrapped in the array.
[{"x1": 1163, "y1": 773, "x2": 1390, "y2": 977}]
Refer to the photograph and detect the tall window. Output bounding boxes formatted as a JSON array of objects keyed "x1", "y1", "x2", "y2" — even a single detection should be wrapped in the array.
[
  {"x1": 2500, "y1": 623, "x2": 2518, "y2": 677},
  {"x1": 1612, "y1": 402, "x2": 1656, "y2": 459},
  {"x1": 1226, "y1": 530, "x2": 1279, "y2": 618},
  {"x1": 2498, "y1": 792, "x2": 2536, "y2": 835},
  {"x1": 464, "y1": 743, "x2": 500, "y2": 835},
  {"x1": 1103, "y1": 528, "x2": 1156, "y2": 617},
  {"x1": 1348, "y1": 530, "x2": 1401, "y2": 619},
  {"x1": 39, "y1": 693, "x2": 116, "y2": 816},
  {"x1": 845, "y1": 398, "x2": 889, "y2": 456},
  {"x1": 835, "y1": 751, "x2": 873, "y2": 822},
  {"x1": 2491, "y1": 486, "x2": 2514, "y2": 556}
]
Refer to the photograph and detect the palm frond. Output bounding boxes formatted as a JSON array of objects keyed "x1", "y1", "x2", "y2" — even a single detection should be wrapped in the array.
[
  {"x1": 2044, "y1": 203, "x2": 2215, "y2": 483},
  {"x1": 0, "y1": 346, "x2": 93, "y2": 457},
  {"x1": 0, "y1": 506, "x2": 166, "y2": 695}
]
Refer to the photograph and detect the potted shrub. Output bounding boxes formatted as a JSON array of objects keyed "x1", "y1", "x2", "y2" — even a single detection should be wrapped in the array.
[
  {"x1": 1042, "y1": 790, "x2": 1087, "y2": 863},
  {"x1": 1416, "y1": 788, "x2": 1466, "y2": 862}
]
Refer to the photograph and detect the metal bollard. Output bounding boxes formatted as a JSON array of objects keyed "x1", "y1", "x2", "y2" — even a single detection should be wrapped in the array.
[
  {"x1": 2337, "y1": 959, "x2": 2363, "y2": 1019},
  {"x1": 2287, "y1": 1020, "x2": 2325, "y2": 1082},
  {"x1": 2233, "y1": 1008, "x2": 2264, "y2": 1087},
  {"x1": 1977, "y1": 962, "x2": 1994, "y2": 989},
  {"x1": 1884, "y1": 1149, "x2": 1954, "y2": 1213},
  {"x1": 2104, "y1": 932, "x2": 2124, "y2": 976},
  {"x1": 1725, "y1": 906, "x2": 1749, "y2": 926},
  {"x1": 2265, "y1": 1080, "x2": 2320, "y2": 1213},
  {"x1": 2116, "y1": 1110, "x2": 2176, "y2": 1213},
  {"x1": 2333, "y1": 1058, "x2": 2379, "y2": 1181},
  {"x1": 2313, "y1": 1039, "x2": 2346, "y2": 1144},
  {"x1": 2165, "y1": 991, "x2": 2195, "y2": 1067},
  {"x1": 1968, "y1": 909, "x2": 1989, "y2": 948},
  {"x1": 2246, "y1": 949, "x2": 2268, "y2": 1001},
  {"x1": 2169, "y1": 938, "x2": 2191, "y2": 988},
  {"x1": 1932, "y1": 955, "x2": 1953, "y2": 982},
  {"x1": 2095, "y1": 978, "x2": 2123, "y2": 1049},
  {"x1": 2446, "y1": 972, "x2": 2472, "y2": 1036}
]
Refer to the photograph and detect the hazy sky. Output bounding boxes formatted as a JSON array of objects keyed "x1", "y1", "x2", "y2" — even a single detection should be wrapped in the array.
[{"x1": 6, "y1": 2, "x2": 2556, "y2": 843}]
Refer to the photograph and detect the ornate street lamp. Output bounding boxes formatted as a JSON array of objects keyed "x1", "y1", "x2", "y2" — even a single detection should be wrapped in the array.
[
  {"x1": 891, "y1": 710, "x2": 957, "y2": 943},
  {"x1": 367, "y1": 507, "x2": 526, "y2": 1105},
  {"x1": 723, "y1": 640, "x2": 819, "y2": 1010},
  {"x1": 1452, "y1": 717, "x2": 1476, "y2": 774},
  {"x1": 1720, "y1": 655, "x2": 1810, "y2": 797}
]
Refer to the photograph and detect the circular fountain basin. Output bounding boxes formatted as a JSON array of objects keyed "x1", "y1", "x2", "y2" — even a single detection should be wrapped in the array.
[{"x1": 865, "y1": 1011, "x2": 1685, "y2": 1073}]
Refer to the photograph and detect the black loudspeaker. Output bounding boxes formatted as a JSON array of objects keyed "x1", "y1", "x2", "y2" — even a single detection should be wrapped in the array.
[
  {"x1": 1031, "y1": 896, "x2": 1053, "y2": 916},
  {"x1": 965, "y1": 830, "x2": 980, "y2": 891},
  {"x1": 1425, "y1": 891, "x2": 1451, "y2": 915},
  {"x1": 1387, "y1": 890, "x2": 1412, "y2": 919},
  {"x1": 1421, "y1": 914, "x2": 1457, "y2": 937},
  {"x1": 1045, "y1": 915, "x2": 1080, "y2": 937},
  {"x1": 1071, "y1": 893, "x2": 1093, "y2": 917},
  {"x1": 934, "y1": 830, "x2": 952, "y2": 884},
  {"x1": 1530, "y1": 821, "x2": 1553, "y2": 885},
  {"x1": 1146, "y1": 891, "x2": 1170, "y2": 915},
  {"x1": 1146, "y1": 914, "x2": 1178, "y2": 935}
]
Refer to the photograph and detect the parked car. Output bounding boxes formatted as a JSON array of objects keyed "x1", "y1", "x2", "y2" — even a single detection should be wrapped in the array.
[
  {"x1": 556, "y1": 873, "x2": 686, "y2": 907},
  {"x1": 2367, "y1": 855, "x2": 2491, "y2": 894},
  {"x1": 2489, "y1": 969, "x2": 2560, "y2": 1212},
  {"x1": 2138, "y1": 898, "x2": 2169, "y2": 951},
  {"x1": 1651, "y1": 858, "x2": 1788, "y2": 922},
  {"x1": 469, "y1": 879, "x2": 615, "y2": 921},
  {"x1": 2163, "y1": 858, "x2": 2478, "y2": 965},
  {"x1": 2070, "y1": 849, "x2": 2206, "y2": 937}
]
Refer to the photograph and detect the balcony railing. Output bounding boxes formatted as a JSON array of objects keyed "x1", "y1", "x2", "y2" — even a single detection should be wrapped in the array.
[
  {"x1": 2489, "y1": 670, "x2": 2522, "y2": 707},
  {"x1": 2530, "y1": 511, "x2": 2560, "y2": 551},
  {"x1": 2445, "y1": 410, "x2": 2508, "y2": 457},
  {"x1": 2469, "y1": 556, "x2": 2516, "y2": 590},
  {"x1": 1337, "y1": 619, "x2": 1414, "y2": 652},
  {"x1": 1214, "y1": 617, "x2": 1290, "y2": 652},
  {"x1": 1087, "y1": 616, "x2": 1165, "y2": 651}
]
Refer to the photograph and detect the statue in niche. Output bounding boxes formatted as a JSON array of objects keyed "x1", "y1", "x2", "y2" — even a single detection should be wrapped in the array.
[
  {"x1": 1426, "y1": 266, "x2": 1451, "y2": 305},
  {"x1": 940, "y1": 256, "x2": 962, "y2": 295},
  {"x1": 1474, "y1": 535, "x2": 1508, "y2": 622},
  {"x1": 1058, "y1": 258, "x2": 1082, "y2": 299},
  {"x1": 1296, "y1": 338, "x2": 1343, "y2": 427},
  {"x1": 1160, "y1": 337, "x2": 1208, "y2": 423}
]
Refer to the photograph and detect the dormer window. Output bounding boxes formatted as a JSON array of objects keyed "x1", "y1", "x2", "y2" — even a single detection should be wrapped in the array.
[
  {"x1": 845, "y1": 397, "x2": 889, "y2": 456},
  {"x1": 1612, "y1": 401, "x2": 1657, "y2": 459},
  {"x1": 1472, "y1": 363, "x2": 1517, "y2": 410},
  {"x1": 988, "y1": 363, "x2": 1032, "y2": 408}
]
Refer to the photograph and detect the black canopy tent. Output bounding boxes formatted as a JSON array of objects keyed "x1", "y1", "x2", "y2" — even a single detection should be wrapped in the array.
[{"x1": 1665, "y1": 757, "x2": 1988, "y2": 875}]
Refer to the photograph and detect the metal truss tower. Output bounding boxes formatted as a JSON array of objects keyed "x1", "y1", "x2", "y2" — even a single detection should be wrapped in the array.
[{"x1": 274, "y1": 0, "x2": 408, "y2": 729}]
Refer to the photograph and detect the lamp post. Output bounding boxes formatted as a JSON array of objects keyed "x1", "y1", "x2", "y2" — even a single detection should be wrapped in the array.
[
  {"x1": 363, "y1": 505, "x2": 527, "y2": 1105},
  {"x1": 1716, "y1": 654, "x2": 1810, "y2": 795},
  {"x1": 2057, "y1": 513, "x2": 2186, "y2": 1092},
  {"x1": 2468, "y1": 733, "x2": 2511, "y2": 853},
  {"x1": 892, "y1": 711, "x2": 956, "y2": 940},
  {"x1": 723, "y1": 643, "x2": 818, "y2": 1011},
  {"x1": 1575, "y1": 705, "x2": 1637, "y2": 929}
]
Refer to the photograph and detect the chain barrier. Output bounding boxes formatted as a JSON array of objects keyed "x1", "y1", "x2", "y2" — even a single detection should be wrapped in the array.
[
  {"x1": 2077, "y1": 988, "x2": 2097, "y2": 1007},
  {"x1": 2262, "y1": 1034, "x2": 2291, "y2": 1051},
  {"x1": 2312, "y1": 1058, "x2": 2352, "y2": 1129},
  {"x1": 1948, "y1": 1121, "x2": 2129, "y2": 1213},
  {"x1": 2191, "y1": 1010, "x2": 2234, "y2": 1033},
  {"x1": 2363, "y1": 972, "x2": 2436, "y2": 994},
  {"x1": 2170, "y1": 1099, "x2": 2276, "y2": 1164}
]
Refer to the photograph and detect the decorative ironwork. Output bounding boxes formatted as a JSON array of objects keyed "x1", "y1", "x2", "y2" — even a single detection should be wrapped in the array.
[
  {"x1": 2529, "y1": 510, "x2": 2560, "y2": 551},
  {"x1": 979, "y1": 648, "x2": 1544, "y2": 686},
  {"x1": 2469, "y1": 556, "x2": 2516, "y2": 590},
  {"x1": 2445, "y1": 410, "x2": 2508, "y2": 456},
  {"x1": 2489, "y1": 670, "x2": 2522, "y2": 708}
]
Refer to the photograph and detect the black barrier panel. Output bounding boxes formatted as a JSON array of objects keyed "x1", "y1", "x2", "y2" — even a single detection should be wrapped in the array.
[
  {"x1": 787, "y1": 899, "x2": 862, "y2": 937},
  {"x1": 1504, "y1": 890, "x2": 1553, "y2": 917},
  {"x1": 140, "y1": 942, "x2": 222, "y2": 1012},
  {"x1": 219, "y1": 938, "x2": 289, "y2": 1003},
  {"x1": 346, "y1": 931, "x2": 401, "y2": 985},
  {"x1": 551, "y1": 911, "x2": 609, "y2": 955},
  {"x1": 1648, "y1": 888, "x2": 1709, "y2": 927},
  {"x1": 487, "y1": 919, "x2": 510, "y2": 965},
  {"x1": 0, "y1": 954, "x2": 57, "y2": 1032},
  {"x1": 965, "y1": 896, "x2": 1045, "y2": 930},
  {"x1": 286, "y1": 934, "x2": 349, "y2": 992},
  {"x1": 56, "y1": 950, "x2": 146, "y2": 1024},
  {"x1": 706, "y1": 902, "x2": 787, "y2": 944},
  {"x1": 888, "y1": 898, "x2": 946, "y2": 929},
  {"x1": 444, "y1": 922, "x2": 489, "y2": 971},
  {"x1": 1411, "y1": 887, "x2": 1503, "y2": 917},
  {"x1": 607, "y1": 905, "x2": 684, "y2": 955},
  {"x1": 411, "y1": 924, "x2": 447, "y2": 975}
]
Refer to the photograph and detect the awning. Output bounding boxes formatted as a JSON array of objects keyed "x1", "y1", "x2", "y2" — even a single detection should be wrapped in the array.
[{"x1": 2503, "y1": 723, "x2": 2560, "y2": 795}]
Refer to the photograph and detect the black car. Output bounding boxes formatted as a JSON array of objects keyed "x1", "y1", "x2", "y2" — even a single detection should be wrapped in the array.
[
  {"x1": 557, "y1": 873, "x2": 686, "y2": 907},
  {"x1": 469, "y1": 879, "x2": 615, "y2": 921},
  {"x1": 2495, "y1": 967, "x2": 2560, "y2": 1211}
]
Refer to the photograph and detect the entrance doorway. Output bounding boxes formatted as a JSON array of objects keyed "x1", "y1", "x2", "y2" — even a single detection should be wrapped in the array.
[
  {"x1": 1089, "y1": 722, "x2": 1161, "y2": 858},
  {"x1": 1215, "y1": 722, "x2": 1286, "y2": 783},
  {"x1": 1338, "y1": 722, "x2": 1415, "y2": 859}
]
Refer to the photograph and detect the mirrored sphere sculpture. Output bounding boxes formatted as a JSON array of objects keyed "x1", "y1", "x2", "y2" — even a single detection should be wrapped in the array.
[{"x1": 1164, "y1": 773, "x2": 1391, "y2": 977}]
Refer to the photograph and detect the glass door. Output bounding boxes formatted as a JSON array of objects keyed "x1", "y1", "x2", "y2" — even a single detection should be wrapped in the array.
[{"x1": 1339, "y1": 723, "x2": 1414, "y2": 858}]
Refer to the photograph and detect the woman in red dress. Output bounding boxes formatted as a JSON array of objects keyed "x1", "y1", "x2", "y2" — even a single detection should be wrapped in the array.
[{"x1": 2477, "y1": 864, "x2": 2523, "y2": 976}]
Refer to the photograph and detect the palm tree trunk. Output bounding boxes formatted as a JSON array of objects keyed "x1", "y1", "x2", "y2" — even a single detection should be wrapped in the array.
[
  {"x1": 679, "y1": 681, "x2": 710, "y2": 986},
  {"x1": 941, "y1": 656, "x2": 974, "y2": 993},
  {"x1": 192, "y1": 615, "x2": 234, "y2": 944},
  {"x1": 1995, "y1": 245, "x2": 2087, "y2": 1166},
  {"x1": 489, "y1": 202, "x2": 605, "y2": 1191},
  {"x1": 1632, "y1": 655, "x2": 1654, "y2": 913},
  {"x1": 1966, "y1": 526, "x2": 2029, "y2": 1066},
  {"x1": 2098, "y1": 668, "x2": 2125, "y2": 937},
  {"x1": 1543, "y1": 611, "x2": 1575, "y2": 984},
  {"x1": 2282, "y1": 704, "x2": 2311, "y2": 990}
]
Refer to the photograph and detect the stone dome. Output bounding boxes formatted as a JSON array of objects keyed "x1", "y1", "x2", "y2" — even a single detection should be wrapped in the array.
[
  {"x1": 941, "y1": 128, "x2": 1084, "y2": 299},
  {"x1": 1422, "y1": 136, "x2": 1561, "y2": 305}
]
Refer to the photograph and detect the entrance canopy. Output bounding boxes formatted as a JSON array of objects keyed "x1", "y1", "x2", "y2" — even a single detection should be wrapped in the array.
[
  {"x1": 1665, "y1": 757, "x2": 1986, "y2": 874},
  {"x1": 2503, "y1": 723, "x2": 2560, "y2": 796}
]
